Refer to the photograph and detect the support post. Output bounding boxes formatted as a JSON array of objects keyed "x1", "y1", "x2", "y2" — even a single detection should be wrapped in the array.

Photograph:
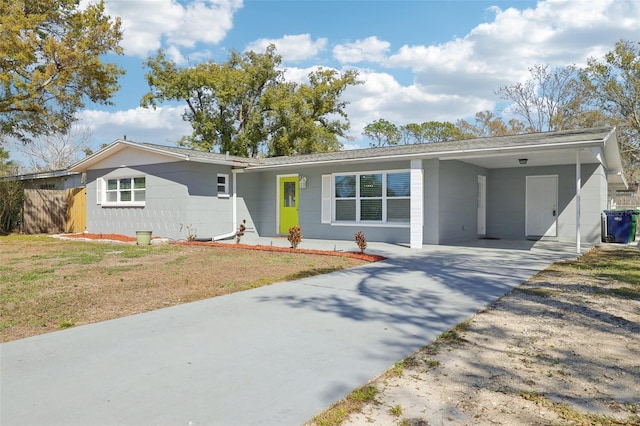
[
  {"x1": 410, "y1": 159, "x2": 423, "y2": 249},
  {"x1": 576, "y1": 150, "x2": 581, "y2": 254}
]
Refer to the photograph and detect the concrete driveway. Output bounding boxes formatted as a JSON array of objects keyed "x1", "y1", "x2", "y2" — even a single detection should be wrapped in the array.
[{"x1": 1, "y1": 240, "x2": 585, "y2": 425}]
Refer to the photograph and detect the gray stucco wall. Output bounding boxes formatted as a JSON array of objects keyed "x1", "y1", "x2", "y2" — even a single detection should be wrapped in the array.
[
  {"x1": 486, "y1": 163, "x2": 605, "y2": 243},
  {"x1": 86, "y1": 161, "x2": 241, "y2": 241},
  {"x1": 84, "y1": 156, "x2": 607, "y2": 245},
  {"x1": 241, "y1": 160, "x2": 412, "y2": 244},
  {"x1": 436, "y1": 160, "x2": 488, "y2": 245},
  {"x1": 235, "y1": 172, "x2": 263, "y2": 240}
]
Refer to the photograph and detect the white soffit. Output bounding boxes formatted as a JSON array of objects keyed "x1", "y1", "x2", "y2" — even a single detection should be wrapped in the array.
[{"x1": 447, "y1": 148, "x2": 602, "y2": 169}]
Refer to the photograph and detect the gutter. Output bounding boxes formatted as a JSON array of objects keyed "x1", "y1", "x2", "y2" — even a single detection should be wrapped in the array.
[
  {"x1": 244, "y1": 139, "x2": 609, "y2": 172},
  {"x1": 212, "y1": 168, "x2": 239, "y2": 241}
]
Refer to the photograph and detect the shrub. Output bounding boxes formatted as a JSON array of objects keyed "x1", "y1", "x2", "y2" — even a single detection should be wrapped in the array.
[
  {"x1": 186, "y1": 224, "x2": 196, "y2": 241},
  {"x1": 288, "y1": 225, "x2": 302, "y2": 248},
  {"x1": 355, "y1": 231, "x2": 367, "y2": 253},
  {"x1": 236, "y1": 219, "x2": 246, "y2": 243}
]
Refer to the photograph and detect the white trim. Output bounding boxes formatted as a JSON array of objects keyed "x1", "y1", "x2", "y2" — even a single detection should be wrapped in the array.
[
  {"x1": 329, "y1": 222, "x2": 410, "y2": 228},
  {"x1": 217, "y1": 173, "x2": 229, "y2": 197},
  {"x1": 69, "y1": 139, "x2": 248, "y2": 172},
  {"x1": 321, "y1": 175, "x2": 332, "y2": 224},
  {"x1": 101, "y1": 176, "x2": 146, "y2": 207},
  {"x1": 410, "y1": 159, "x2": 423, "y2": 249},
  {"x1": 101, "y1": 202, "x2": 146, "y2": 208},
  {"x1": 96, "y1": 177, "x2": 104, "y2": 205}
]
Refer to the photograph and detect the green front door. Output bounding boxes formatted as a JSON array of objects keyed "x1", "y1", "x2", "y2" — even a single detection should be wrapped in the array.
[{"x1": 279, "y1": 176, "x2": 299, "y2": 234}]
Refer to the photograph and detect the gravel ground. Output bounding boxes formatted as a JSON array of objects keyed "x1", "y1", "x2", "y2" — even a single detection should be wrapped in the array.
[{"x1": 337, "y1": 246, "x2": 640, "y2": 426}]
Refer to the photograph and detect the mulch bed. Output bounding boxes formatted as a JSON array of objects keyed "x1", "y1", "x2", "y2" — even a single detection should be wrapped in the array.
[{"x1": 61, "y1": 233, "x2": 386, "y2": 262}]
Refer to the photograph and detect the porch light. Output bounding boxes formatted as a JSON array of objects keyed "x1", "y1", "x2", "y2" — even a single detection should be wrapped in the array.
[
  {"x1": 299, "y1": 176, "x2": 307, "y2": 189},
  {"x1": 518, "y1": 158, "x2": 528, "y2": 165}
]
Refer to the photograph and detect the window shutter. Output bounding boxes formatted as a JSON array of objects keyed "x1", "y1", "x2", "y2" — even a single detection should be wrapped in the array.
[
  {"x1": 321, "y1": 174, "x2": 332, "y2": 224},
  {"x1": 96, "y1": 177, "x2": 104, "y2": 204}
]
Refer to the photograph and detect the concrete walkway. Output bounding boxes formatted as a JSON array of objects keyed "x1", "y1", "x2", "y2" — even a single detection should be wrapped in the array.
[{"x1": 1, "y1": 240, "x2": 587, "y2": 425}]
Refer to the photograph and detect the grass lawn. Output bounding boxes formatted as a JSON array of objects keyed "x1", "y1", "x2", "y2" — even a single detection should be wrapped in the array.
[{"x1": 0, "y1": 234, "x2": 368, "y2": 342}]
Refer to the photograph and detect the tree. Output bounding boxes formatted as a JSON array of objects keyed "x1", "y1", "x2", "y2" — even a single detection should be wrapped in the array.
[
  {"x1": 0, "y1": 148, "x2": 22, "y2": 234},
  {"x1": 362, "y1": 119, "x2": 401, "y2": 147},
  {"x1": 496, "y1": 64, "x2": 588, "y2": 133},
  {"x1": 400, "y1": 121, "x2": 462, "y2": 144},
  {"x1": 0, "y1": 145, "x2": 13, "y2": 172},
  {"x1": 8, "y1": 126, "x2": 92, "y2": 172},
  {"x1": 456, "y1": 111, "x2": 528, "y2": 138},
  {"x1": 266, "y1": 68, "x2": 360, "y2": 156},
  {"x1": 141, "y1": 46, "x2": 361, "y2": 157},
  {"x1": 0, "y1": 0, "x2": 124, "y2": 143},
  {"x1": 583, "y1": 40, "x2": 640, "y2": 179}
]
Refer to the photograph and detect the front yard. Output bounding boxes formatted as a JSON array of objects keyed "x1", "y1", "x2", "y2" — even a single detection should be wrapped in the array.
[{"x1": 0, "y1": 235, "x2": 367, "y2": 342}]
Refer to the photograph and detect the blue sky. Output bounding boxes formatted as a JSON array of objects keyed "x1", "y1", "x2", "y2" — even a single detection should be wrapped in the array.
[{"x1": 7, "y1": 0, "x2": 640, "y2": 165}]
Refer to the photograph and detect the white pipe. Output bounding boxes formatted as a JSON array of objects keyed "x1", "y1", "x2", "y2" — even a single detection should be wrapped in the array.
[
  {"x1": 576, "y1": 149, "x2": 581, "y2": 254},
  {"x1": 212, "y1": 169, "x2": 238, "y2": 241}
]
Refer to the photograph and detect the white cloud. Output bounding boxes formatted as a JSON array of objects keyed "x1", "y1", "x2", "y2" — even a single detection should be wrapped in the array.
[
  {"x1": 245, "y1": 34, "x2": 327, "y2": 62},
  {"x1": 77, "y1": 0, "x2": 640, "y2": 151},
  {"x1": 333, "y1": 37, "x2": 391, "y2": 64},
  {"x1": 281, "y1": 65, "x2": 346, "y2": 85},
  {"x1": 97, "y1": 0, "x2": 243, "y2": 57},
  {"x1": 77, "y1": 106, "x2": 192, "y2": 149},
  {"x1": 368, "y1": 0, "x2": 640, "y2": 106},
  {"x1": 164, "y1": 46, "x2": 186, "y2": 65},
  {"x1": 343, "y1": 70, "x2": 493, "y2": 144}
]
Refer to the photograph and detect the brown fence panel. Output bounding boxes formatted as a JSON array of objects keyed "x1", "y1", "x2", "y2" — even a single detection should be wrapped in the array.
[
  {"x1": 23, "y1": 189, "x2": 66, "y2": 234},
  {"x1": 65, "y1": 188, "x2": 86, "y2": 233},
  {"x1": 615, "y1": 194, "x2": 640, "y2": 209}
]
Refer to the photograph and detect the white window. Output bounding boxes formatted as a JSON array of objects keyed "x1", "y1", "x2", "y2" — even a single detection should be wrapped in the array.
[
  {"x1": 101, "y1": 177, "x2": 145, "y2": 206},
  {"x1": 330, "y1": 171, "x2": 410, "y2": 224},
  {"x1": 217, "y1": 174, "x2": 229, "y2": 197}
]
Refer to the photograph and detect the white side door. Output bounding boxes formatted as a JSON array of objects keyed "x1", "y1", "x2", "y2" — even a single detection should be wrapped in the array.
[{"x1": 526, "y1": 175, "x2": 558, "y2": 237}]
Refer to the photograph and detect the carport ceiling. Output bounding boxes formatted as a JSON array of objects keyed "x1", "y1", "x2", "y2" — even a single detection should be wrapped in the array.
[{"x1": 445, "y1": 147, "x2": 601, "y2": 169}]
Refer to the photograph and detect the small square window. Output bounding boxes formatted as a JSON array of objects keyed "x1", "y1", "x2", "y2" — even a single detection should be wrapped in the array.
[{"x1": 217, "y1": 174, "x2": 229, "y2": 196}]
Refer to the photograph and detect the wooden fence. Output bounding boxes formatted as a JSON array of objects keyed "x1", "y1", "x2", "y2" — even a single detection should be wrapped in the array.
[
  {"x1": 22, "y1": 188, "x2": 86, "y2": 234},
  {"x1": 65, "y1": 187, "x2": 86, "y2": 233}
]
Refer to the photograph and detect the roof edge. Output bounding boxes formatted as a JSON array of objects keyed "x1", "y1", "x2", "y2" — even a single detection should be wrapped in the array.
[{"x1": 69, "y1": 139, "x2": 251, "y2": 171}]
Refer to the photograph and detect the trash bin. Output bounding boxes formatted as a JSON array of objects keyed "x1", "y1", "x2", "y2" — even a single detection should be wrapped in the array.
[
  {"x1": 135, "y1": 230, "x2": 152, "y2": 245},
  {"x1": 604, "y1": 210, "x2": 632, "y2": 243},
  {"x1": 630, "y1": 210, "x2": 640, "y2": 242}
]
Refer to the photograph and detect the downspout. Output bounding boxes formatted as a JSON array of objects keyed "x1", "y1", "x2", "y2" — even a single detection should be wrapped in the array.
[
  {"x1": 212, "y1": 168, "x2": 238, "y2": 241},
  {"x1": 576, "y1": 149, "x2": 581, "y2": 254}
]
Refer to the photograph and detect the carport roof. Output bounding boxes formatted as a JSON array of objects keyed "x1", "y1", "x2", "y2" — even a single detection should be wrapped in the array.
[
  {"x1": 248, "y1": 127, "x2": 625, "y2": 188},
  {"x1": 250, "y1": 127, "x2": 620, "y2": 169},
  {"x1": 70, "y1": 127, "x2": 625, "y2": 187}
]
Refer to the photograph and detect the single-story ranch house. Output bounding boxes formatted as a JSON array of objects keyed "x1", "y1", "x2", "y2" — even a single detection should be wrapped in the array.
[{"x1": 69, "y1": 127, "x2": 627, "y2": 251}]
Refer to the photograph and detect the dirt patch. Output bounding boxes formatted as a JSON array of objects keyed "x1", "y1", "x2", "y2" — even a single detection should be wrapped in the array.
[
  {"x1": 325, "y1": 246, "x2": 640, "y2": 425},
  {"x1": 1, "y1": 235, "x2": 371, "y2": 342},
  {"x1": 62, "y1": 232, "x2": 139, "y2": 243}
]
